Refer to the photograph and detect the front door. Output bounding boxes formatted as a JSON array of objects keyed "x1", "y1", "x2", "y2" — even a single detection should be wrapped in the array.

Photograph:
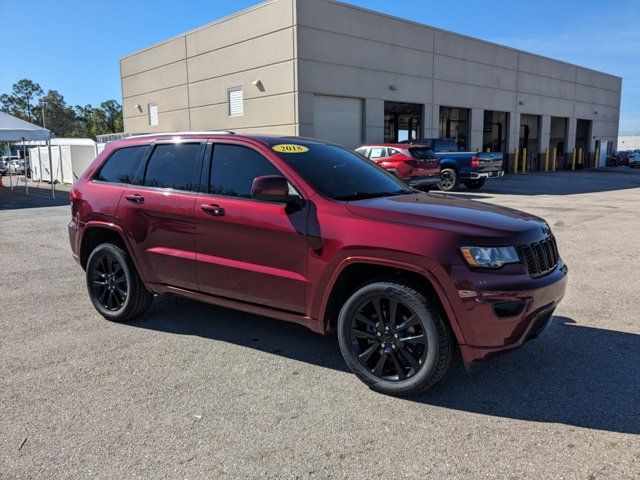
[
  {"x1": 194, "y1": 142, "x2": 308, "y2": 313},
  {"x1": 116, "y1": 141, "x2": 204, "y2": 291}
]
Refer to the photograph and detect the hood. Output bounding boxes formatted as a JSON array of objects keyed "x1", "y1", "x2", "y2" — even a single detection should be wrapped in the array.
[{"x1": 346, "y1": 193, "x2": 549, "y2": 245}]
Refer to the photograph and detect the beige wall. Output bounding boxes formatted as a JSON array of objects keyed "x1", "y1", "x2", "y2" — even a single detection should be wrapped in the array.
[
  {"x1": 294, "y1": 0, "x2": 621, "y2": 151},
  {"x1": 121, "y1": 0, "x2": 297, "y2": 135},
  {"x1": 120, "y1": 0, "x2": 621, "y2": 154}
]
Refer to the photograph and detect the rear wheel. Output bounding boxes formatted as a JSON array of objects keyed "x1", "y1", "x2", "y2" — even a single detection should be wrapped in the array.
[
  {"x1": 337, "y1": 282, "x2": 453, "y2": 396},
  {"x1": 463, "y1": 178, "x2": 487, "y2": 190},
  {"x1": 86, "y1": 243, "x2": 153, "y2": 322},
  {"x1": 438, "y1": 168, "x2": 459, "y2": 192}
]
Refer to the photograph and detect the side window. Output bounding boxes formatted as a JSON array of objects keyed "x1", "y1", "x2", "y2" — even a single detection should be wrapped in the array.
[
  {"x1": 209, "y1": 144, "x2": 280, "y2": 198},
  {"x1": 369, "y1": 148, "x2": 387, "y2": 160},
  {"x1": 388, "y1": 148, "x2": 401, "y2": 156},
  {"x1": 355, "y1": 148, "x2": 368, "y2": 157},
  {"x1": 94, "y1": 146, "x2": 147, "y2": 184},
  {"x1": 143, "y1": 143, "x2": 201, "y2": 191}
]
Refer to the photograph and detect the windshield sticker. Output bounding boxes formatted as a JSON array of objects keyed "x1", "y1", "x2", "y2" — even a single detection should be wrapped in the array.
[{"x1": 272, "y1": 144, "x2": 309, "y2": 154}]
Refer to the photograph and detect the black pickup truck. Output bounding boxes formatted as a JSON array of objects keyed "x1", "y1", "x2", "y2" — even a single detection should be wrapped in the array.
[{"x1": 403, "y1": 138, "x2": 503, "y2": 191}]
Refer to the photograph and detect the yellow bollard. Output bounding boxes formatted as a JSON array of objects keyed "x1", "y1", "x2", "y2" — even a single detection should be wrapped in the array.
[
  {"x1": 552, "y1": 147, "x2": 557, "y2": 171},
  {"x1": 514, "y1": 147, "x2": 519, "y2": 174},
  {"x1": 571, "y1": 149, "x2": 576, "y2": 170},
  {"x1": 521, "y1": 147, "x2": 527, "y2": 173},
  {"x1": 476, "y1": 147, "x2": 480, "y2": 153},
  {"x1": 578, "y1": 147, "x2": 583, "y2": 166},
  {"x1": 486, "y1": 148, "x2": 491, "y2": 153},
  {"x1": 544, "y1": 148, "x2": 549, "y2": 172},
  {"x1": 593, "y1": 148, "x2": 599, "y2": 168}
]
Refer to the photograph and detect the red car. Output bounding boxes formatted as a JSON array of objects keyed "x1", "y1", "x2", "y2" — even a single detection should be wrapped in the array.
[
  {"x1": 355, "y1": 144, "x2": 441, "y2": 189},
  {"x1": 69, "y1": 133, "x2": 567, "y2": 396}
]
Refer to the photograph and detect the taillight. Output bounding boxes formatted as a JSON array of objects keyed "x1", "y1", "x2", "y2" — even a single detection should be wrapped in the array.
[
  {"x1": 70, "y1": 188, "x2": 79, "y2": 204},
  {"x1": 471, "y1": 155, "x2": 480, "y2": 169}
]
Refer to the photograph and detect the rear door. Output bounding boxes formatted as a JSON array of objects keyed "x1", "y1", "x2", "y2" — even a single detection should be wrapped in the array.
[
  {"x1": 116, "y1": 141, "x2": 204, "y2": 291},
  {"x1": 194, "y1": 141, "x2": 308, "y2": 313},
  {"x1": 407, "y1": 147, "x2": 440, "y2": 176}
]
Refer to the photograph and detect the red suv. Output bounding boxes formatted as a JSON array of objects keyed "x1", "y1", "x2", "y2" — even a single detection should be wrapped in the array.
[
  {"x1": 355, "y1": 144, "x2": 440, "y2": 189},
  {"x1": 69, "y1": 133, "x2": 567, "y2": 396}
]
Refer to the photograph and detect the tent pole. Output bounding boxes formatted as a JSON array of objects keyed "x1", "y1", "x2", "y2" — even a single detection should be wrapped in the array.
[
  {"x1": 8, "y1": 142, "x2": 14, "y2": 190},
  {"x1": 58, "y1": 145, "x2": 63, "y2": 184},
  {"x1": 47, "y1": 139, "x2": 54, "y2": 199},
  {"x1": 23, "y1": 138, "x2": 28, "y2": 195},
  {"x1": 38, "y1": 146, "x2": 42, "y2": 188}
]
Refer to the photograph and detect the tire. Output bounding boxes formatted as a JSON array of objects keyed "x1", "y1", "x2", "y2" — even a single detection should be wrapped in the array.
[
  {"x1": 337, "y1": 282, "x2": 453, "y2": 396},
  {"x1": 86, "y1": 243, "x2": 154, "y2": 322},
  {"x1": 438, "y1": 168, "x2": 459, "y2": 192},
  {"x1": 463, "y1": 178, "x2": 487, "y2": 190}
]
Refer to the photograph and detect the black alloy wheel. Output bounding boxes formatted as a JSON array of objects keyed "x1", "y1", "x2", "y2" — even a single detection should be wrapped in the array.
[
  {"x1": 337, "y1": 282, "x2": 453, "y2": 396},
  {"x1": 90, "y1": 251, "x2": 128, "y2": 311},
  {"x1": 350, "y1": 296, "x2": 427, "y2": 381},
  {"x1": 438, "y1": 168, "x2": 459, "y2": 191},
  {"x1": 86, "y1": 243, "x2": 154, "y2": 322}
]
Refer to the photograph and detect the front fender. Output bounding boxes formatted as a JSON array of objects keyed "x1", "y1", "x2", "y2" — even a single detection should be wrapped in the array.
[{"x1": 316, "y1": 255, "x2": 465, "y2": 344}]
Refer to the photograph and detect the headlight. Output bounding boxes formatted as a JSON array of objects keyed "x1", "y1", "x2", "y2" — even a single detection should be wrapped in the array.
[{"x1": 459, "y1": 246, "x2": 520, "y2": 268}]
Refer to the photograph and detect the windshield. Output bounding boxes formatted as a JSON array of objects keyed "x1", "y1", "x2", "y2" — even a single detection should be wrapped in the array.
[{"x1": 272, "y1": 143, "x2": 412, "y2": 201}]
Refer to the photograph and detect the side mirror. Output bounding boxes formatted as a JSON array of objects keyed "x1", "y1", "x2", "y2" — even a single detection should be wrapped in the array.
[{"x1": 251, "y1": 175, "x2": 302, "y2": 206}]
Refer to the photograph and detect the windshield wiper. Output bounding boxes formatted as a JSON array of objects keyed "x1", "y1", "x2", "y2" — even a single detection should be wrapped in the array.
[{"x1": 336, "y1": 190, "x2": 410, "y2": 201}]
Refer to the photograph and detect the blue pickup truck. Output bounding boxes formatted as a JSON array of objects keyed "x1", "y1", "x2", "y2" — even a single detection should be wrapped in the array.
[{"x1": 404, "y1": 138, "x2": 504, "y2": 191}]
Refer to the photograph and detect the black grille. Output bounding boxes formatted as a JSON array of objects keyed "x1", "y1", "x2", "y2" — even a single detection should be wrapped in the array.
[{"x1": 518, "y1": 236, "x2": 559, "y2": 278}]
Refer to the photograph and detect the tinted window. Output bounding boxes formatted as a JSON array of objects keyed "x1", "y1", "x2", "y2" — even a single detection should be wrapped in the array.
[
  {"x1": 434, "y1": 139, "x2": 460, "y2": 152},
  {"x1": 409, "y1": 147, "x2": 436, "y2": 159},
  {"x1": 143, "y1": 143, "x2": 200, "y2": 190},
  {"x1": 209, "y1": 144, "x2": 280, "y2": 198},
  {"x1": 94, "y1": 146, "x2": 146, "y2": 184},
  {"x1": 273, "y1": 143, "x2": 411, "y2": 201}
]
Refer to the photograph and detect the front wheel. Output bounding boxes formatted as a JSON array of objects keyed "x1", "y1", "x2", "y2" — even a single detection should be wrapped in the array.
[
  {"x1": 86, "y1": 243, "x2": 154, "y2": 322},
  {"x1": 438, "y1": 168, "x2": 459, "y2": 191},
  {"x1": 337, "y1": 282, "x2": 453, "y2": 396},
  {"x1": 463, "y1": 178, "x2": 487, "y2": 190}
]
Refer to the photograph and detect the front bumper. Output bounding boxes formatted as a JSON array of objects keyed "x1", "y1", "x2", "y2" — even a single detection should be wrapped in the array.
[{"x1": 453, "y1": 262, "x2": 568, "y2": 369}]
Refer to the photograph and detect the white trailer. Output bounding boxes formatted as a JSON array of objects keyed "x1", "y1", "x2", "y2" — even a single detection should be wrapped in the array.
[{"x1": 29, "y1": 138, "x2": 98, "y2": 184}]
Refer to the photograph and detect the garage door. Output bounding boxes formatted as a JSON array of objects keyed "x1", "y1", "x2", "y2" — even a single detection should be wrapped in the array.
[{"x1": 313, "y1": 95, "x2": 362, "y2": 148}]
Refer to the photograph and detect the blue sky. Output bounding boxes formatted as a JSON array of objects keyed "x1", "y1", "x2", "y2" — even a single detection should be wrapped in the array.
[{"x1": 1, "y1": 0, "x2": 638, "y2": 134}]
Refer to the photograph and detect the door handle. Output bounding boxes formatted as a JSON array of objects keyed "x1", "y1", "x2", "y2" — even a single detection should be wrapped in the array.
[
  {"x1": 125, "y1": 194, "x2": 144, "y2": 204},
  {"x1": 200, "y1": 203, "x2": 225, "y2": 216}
]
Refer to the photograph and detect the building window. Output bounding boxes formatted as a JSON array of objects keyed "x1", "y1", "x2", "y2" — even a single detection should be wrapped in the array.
[
  {"x1": 439, "y1": 107, "x2": 469, "y2": 150},
  {"x1": 482, "y1": 110, "x2": 509, "y2": 153},
  {"x1": 148, "y1": 103, "x2": 159, "y2": 126},
  {"x1": 384, "y1": 102, "x2": 422, "y2": 143},
  {"x1": 228, "y1": 87, "x2": 244, "y2": 116}
]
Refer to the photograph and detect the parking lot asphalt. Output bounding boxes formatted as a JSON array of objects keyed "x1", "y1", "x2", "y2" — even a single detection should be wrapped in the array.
[{"x1": 1, "y1": 170, "x2": 639, "y2": 479}]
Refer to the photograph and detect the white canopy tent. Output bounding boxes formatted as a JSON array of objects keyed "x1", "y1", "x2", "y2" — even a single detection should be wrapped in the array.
[{"x1": 0, "y1": 111, "x2": 55, "y2": 197}]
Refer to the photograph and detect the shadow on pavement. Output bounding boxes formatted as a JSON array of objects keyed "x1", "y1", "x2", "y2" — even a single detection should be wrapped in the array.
[
  {"x1": 454, "y1": 170, "x2": 640, "y2": 196},
  {"x1": 132, "y1": 297, "x2": 640, "y2": 435},
  {"x1": 0, "y1": 184, "x2": 69, "y2": 210}
]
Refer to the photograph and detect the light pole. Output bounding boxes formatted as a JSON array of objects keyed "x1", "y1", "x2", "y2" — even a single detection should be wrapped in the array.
[{"x1": 40, "y1": 100, "x2": 46, "y2": 129}]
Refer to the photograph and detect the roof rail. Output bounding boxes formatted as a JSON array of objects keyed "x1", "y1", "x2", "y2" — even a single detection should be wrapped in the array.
[{"x1": 128, "y1": 130, "x2": 235, "y2": 139}]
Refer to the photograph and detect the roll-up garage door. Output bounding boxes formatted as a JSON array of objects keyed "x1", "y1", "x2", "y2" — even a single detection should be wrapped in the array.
[{"x1": 313, "y1": 95, "x2": 362, "y2": 148}]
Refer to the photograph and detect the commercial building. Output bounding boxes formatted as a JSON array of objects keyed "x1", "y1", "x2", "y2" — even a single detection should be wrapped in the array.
[{"x1": 120, "y1": 0, "x2": 622, "y2": 170}]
